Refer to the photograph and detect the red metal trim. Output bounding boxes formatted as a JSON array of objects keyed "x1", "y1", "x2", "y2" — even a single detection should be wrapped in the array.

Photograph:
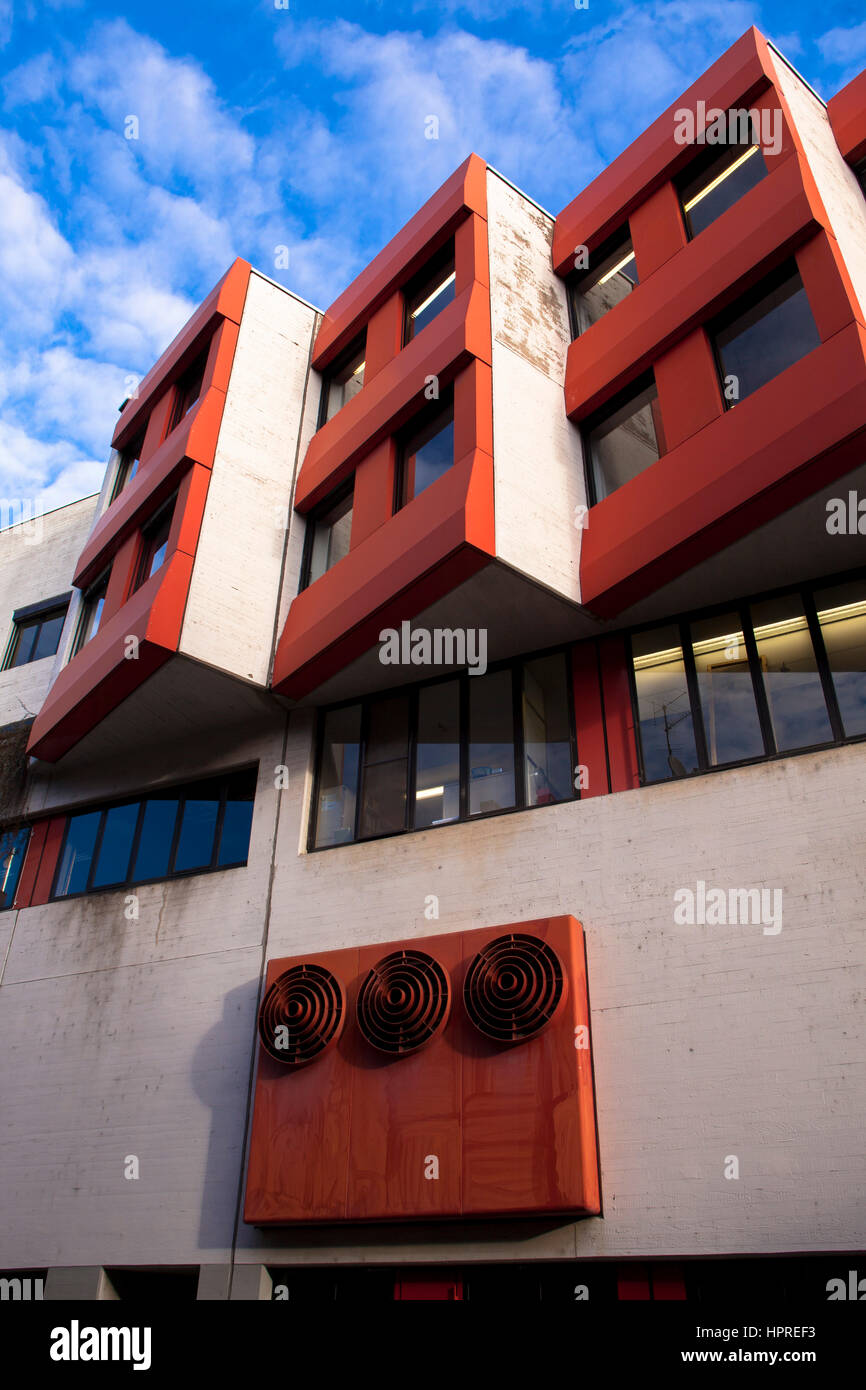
[
  {"x1": 828, "y1": 67, "x2": 866, "y2": 167},
  {"x1": 571, "y1": 642, "x2": 609, "y2": 797},
  {"x1": 30, "y1": 817, "x2": 66, "y2": 906},
  {"x1": 12, "y1": 820, "x2": 49, "y2": 910},
  {"x1": 598, "y1": 636, "x2": 641, "y2": 793}
]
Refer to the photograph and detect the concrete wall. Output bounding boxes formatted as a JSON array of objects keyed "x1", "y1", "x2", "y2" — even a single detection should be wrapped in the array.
[
  {"x1": 180, "y1": 273, "x2": 320, "y2": 687},
  {"x1": 0, "y1": 497, "x2": 97, "y2": 729},
  {"x1": 487, "y1": 170, "x2": 586, "y2": 604}
]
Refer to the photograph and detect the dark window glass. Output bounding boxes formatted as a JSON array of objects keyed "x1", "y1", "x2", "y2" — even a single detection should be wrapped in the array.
[
  {"x1": 0, "y1": 826, "x2": 30, "y2": 910},
  {"x1": 680, "y1": 132, "x2": 768, "y2": 239},
  {"x1": 5, "y1": 606, "x2": 67, "y2": 669},
  {"x1": 174, "y1": 790, "x2": 221, "y2": 872},
  {"x1": 314, "y1": 705, "x2": 361, "y2": 848},
  {"x1": 587, "y1": 378, "x2": 662, "y2": 502},
  {"x1": 321, "y1": 338, "x2": 366, "y2": 425},
  {"x1": 301, "y1": 482, "x2": 353, "y2": 590},
  {"x1": 73, "y1": 572, "x2": 109, "y2": 655},
  {"x1": 110, "y1": 432, "x2": 144, "y2": 502},
  {"x1": 522, "y1": 653, "x2": 572, "y2": 805},
  {"x1": 568, "y1": 230, "x2": 638, "y2": 338},
  {"x1": 359, "y1": 694, "x2": 409, "y2": 838},
  {"x1": 55, "y1": 812, "x2": 102, "y2": 896},
  {"x1": 133, "y1": 497, "x2": 176, "y2": 593},
  {"x1": 91, "y1": 802, "x2": 139, "y2": 888},
  {"x1": 712, "y1": 266, "x2": 820, "y2": 406},
  {"x1": 398, "y1": 398, "x2": 455, "y2": 507},
  {"x1": 690, "y1": 612, "x2": 765, "y2": 765},
  {"x1": 168, "y1": 351, "x2": 207, "y2": 433},
  {"x1": 815, "y1": 580, "x2": 866, "y2": 737},
  {"x1": 218, "y1": 800, "x2": 255, "y2": 866},
  {"x1": 469, "y1": 670, "x2": 515, "y2": 816},
  {"x1": 405, "y1": 249, "x2": 456, "y2": 342},
  {"x1": 132, "y1": 796, "x2": 180, "y2": 882},
  {"x1": 632, "y1": 625, "x2": 699, "y2": 781},
  {"x1": 415, "y1": 680, "x2": 460, "y2": 829},
  {"x1": 751, "y1": 594, "x2": 833, "y2": 751}
]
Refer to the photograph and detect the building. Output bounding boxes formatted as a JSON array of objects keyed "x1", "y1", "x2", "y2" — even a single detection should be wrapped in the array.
[{"x1": 1, "y1": 27, "x2": 864, "y2": 1303}]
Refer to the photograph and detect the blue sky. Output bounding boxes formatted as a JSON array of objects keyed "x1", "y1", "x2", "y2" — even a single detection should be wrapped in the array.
[{"x1": 1, "y1": 0, "x2": 865, "y2": 512}]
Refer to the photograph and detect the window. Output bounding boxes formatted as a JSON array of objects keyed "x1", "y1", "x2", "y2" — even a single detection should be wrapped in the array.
[
  {"x1": 110, "y1": 432, "x2": 144, "y2": 502},
  {"x1": 404, "y1": 245, "x2": 456, "y2": 343},
  {"x1": 0, "y1": 826, "x2": 30, "y2": 911},
  {"x1": 854, "y1": 157, "x2": 866, "y2": 200},
  {"x1": 319, "y1": 337, "x2": 366, "y2": 426},
  {"x1": 567, "y1": 228, "x2": 638, "y2": 338},
  {"x1": 311, "y1": 652, "x2": 576, "y2": 849},
  {"x1": 52, "y1": 767, "x2": 257, "y2": 898},
  {"x1": 711, "y1": 263, "x2": 820, "y2": 405},
  {"x1": 71, "y1": 570, "x2": 110, "y2": 656},
  {"x1": 678, "y1": 120, "x2": 768, "y2": 239},
  {"x1": 132, "y1": 495, "x2": 176, "y2": 593},
  {"x1": 396, "y1": 394, "x2": 455, "y2": 508},
  {"x1": 2, "y1": 597, "x2": 68, "y2": 669},
  {"x1": 299, "y1": 480, "x2": 353, "y2": 590},
  {"x1": 630, "y1": 575, "x2": 866, "y2": 784},
  {"x1": 167, "y1": 350, "x2": 207, "y2": 435},
  {"x1": 585, "y1": 375, "x2": 664, "y2": 503}
]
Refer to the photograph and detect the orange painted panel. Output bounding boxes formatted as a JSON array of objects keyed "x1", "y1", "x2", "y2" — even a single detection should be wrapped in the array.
[
  {"x1": 599, "y1": 636, "x2": 641, "y2": 794},
  {"x1": 30, "y1": 816, "x2": 67, "y2": 906},
  {"x1": 828, "y1": 67, "x2": 866, "y2": 167},
  {"x1": 571, "y1": 642, "x2": 608, "y2": 798},
  {"x1": 654, "y1": 328, "x2": 723, "y2": 453},
  {"x1": 12, "y1": 820, "x2": 49, "y2": 910}
]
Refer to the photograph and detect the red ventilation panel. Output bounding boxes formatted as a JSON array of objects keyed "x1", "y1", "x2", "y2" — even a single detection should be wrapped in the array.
[{"x1": 244, "y1": 916, "x2": 600, "y2": 1225}]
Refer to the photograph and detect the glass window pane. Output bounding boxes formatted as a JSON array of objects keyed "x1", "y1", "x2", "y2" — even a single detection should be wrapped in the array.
[
  {"x1": 690, "y1": 612, "x2": 765, "y2": 765},
  {"x1": 217, "y1": 769, "x2": 256, "y2": 866},
  {"x1": 408, "y1": 259, "x2": 456, "y2": 339},
  {"x1": 751, "y1": 594, "x2": 832, "y2": 751},
  {"x1": 714, "y1": 269, "x2": 820, "y2": 404},
  {"x1": 359, "y1": 694, "x2": 409, "y2": 838},
  {"x1": 307, "y1": 489, "x2": 353, "y2": 586},
  {"x1": 402, "y1": 405, "x2": 455, "y2": 505},
  {"x1": 522, "y1": 653, "x2": 573, "y2": 805},
  {"x1": 415, "y1": 680, "x2": 460, "y2": 829},
  {"x1": 631, "y1": 625, "x2": 699, "y2": 781},
  {"x1": 314, "y1": 704, "x2": 361, "y2": 848},
  {"x1": 571, "y1": 236, "x2": 638, "y2": 336},
  {"x1": 681, "y1": 141, "x2": 767, "y2": 238},
  {"x1": 324, "y1": 345, "x2": 365, "y2": 423},
  {"x1": 174, "y1": 792, "x2": 221, "y2": 872},
  {"x1": 0, "y1": 827, "x2": 30, "y2": 910},
  {"x1": 132, "y1": 797, "x2": 180, "y2": 882},
  {"x1": 55, "y1": 811, "x2": 102, "y2": 896},
  {"x1": 10, "y1": 622, "x2": 37, "y2": 667},
  {"x1": 91, "y1": 802, "x2": 139, "y2": 888},
  {"x1": 815, "y1": 580, "x2": 866, "y2": 737},
  {"x1": 589, "y1": 382, "x2": 661, "y2": 501},
  {"x1": 31, "y1": 612, "x2": 65, "y2": 661},
  {"x1": 469, "y1": 670, "x2": 515, "y2": 815}
]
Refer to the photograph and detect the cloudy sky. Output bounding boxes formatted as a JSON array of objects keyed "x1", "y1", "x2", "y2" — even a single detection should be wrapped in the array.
[{"x1": 1, "y1": 0, "x2": 864, "y2": 514}]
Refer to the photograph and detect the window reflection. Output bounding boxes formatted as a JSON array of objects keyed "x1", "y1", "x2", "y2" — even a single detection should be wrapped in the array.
[
  {"x1": 690, "y1": 613, "x2": 764, "y2": 765},
  {"x1": 815, "y1": 582, "x2": 866, "y2": 737},
  {"x1": 415, "y1": 681, "x2": 460, "y2": 829},
  {"x1": 631, "y1": 625, "x2": 699, "y2": 781},
  {"x1": 750, "y1": 595, "x2": 832, "y2": 751},
  {"x1": 522, "y1": 654, "x2": 572, "y2": 805}
]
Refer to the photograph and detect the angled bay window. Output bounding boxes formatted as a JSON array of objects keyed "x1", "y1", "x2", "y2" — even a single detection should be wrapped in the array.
[
  {"x1": 132, "y1": 494, "x2": 176, "y2": 593},
  {"x1": 167, "y1": 350, "x2": 207, "y2": 435},
  {"x1": 630, "y1": 575, "x2": 865, "y2": 785},
  {"x1": 299, "y1": 479, "x2": 353, "y2": 590},
  {"x1": 396, "y1": 392, "x2": 455, "y2": 508},
  {"x1": 585, "y1": 374, "x2": 664, "y2": 504},
  {"x1": 567, "y1": 227, "x2": 638, "y2": 338},
  {"x1": 0, "y1": 826, "x2": 30, "y2": 911},
  {"x1": 711, "y1": 262, "x2": 820, "y2": 406},
  {"x1": 404, "y1": 244, "x2": 455, "y2": 343},
  {"x1": 311, "y1": 651, "x2": 576, "y2": 849},
  {"x1": 71, "y1": 569, "x2": 110, "y2": 656},
  {"x1": 678, "y1": 118, "x2": 768, "y2": 239},
  {"x1": 110, "y1": 431, "x2": 144, "y2": 503},
  {"x1": 3, "y1": 596, "x2": 69, "y2": 669},
  {"x1": 52, "y1": 767, "x2": 257, "y2": 898},
  {"x1": 319, "y1": 335, "x2": 366, "y2": 426}
]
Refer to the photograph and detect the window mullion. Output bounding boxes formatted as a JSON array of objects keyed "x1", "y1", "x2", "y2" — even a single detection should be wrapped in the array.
[
  {"x1": 741, "y1": 606, "x2": 777, "y2": 756},
  {"x1": 803, "y1": 589, "x2": 846, "y2": 744},
  {"x1": 681, "y1": 621, "x2": 709, "y2": 770}
]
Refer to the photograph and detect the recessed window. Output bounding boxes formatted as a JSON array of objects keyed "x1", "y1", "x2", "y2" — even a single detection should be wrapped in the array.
[
  {"x1": 132, "y1": 495, "x2": 176, "y2": 593},
  {"x1": 3, "y1": 598, "x2": 68, "y2": 670},
  {"x1": 585, "y1": 375, "x2": 664, "y2": 503},
  {"x1": 311, "y1": 652, "x2": 576, "y2": 849},
  {"x1": 299, "y1": 480, "x2": 353, "y2": 591},
  {"x1": 0, "y1": 826, "x2": 30, "y2": 911},
  {"x1": 630, "y1": 577, "x2": 865, "y2": 785},
  {"x1": 678, "y1": 121, "x2": 768, "y2": 239},
  {"x1": 71, "y1": 570, "x2": 110, "y2": 656},
  {"x1": 167, "y1": 350, "x2": 207, "y2": 435},
  {"x1": 396, "y1": 394, "x2": 455, "y2": 509},
  {"x1": 404, "y1": 246, "x2": 456, "y2": 343},
  {"x1": 567, "y1": 228, "x2": 638, "y2": 338},
  {"x1": 711, "y1": 263, "x2": 821, "y2": 406},
  {"x1": 110, "y1": 432, "x2": 144, "y2": 503},
  {"x1": 53, "y1": 767, "x2": 257, "y2": 898},
  {"x1": 319, "y1": 337, "x2": 366, "y2": 426}
]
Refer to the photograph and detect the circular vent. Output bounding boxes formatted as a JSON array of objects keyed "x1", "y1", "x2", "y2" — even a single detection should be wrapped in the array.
[
  {"x1": 463, "y1": 933, "x2": 566, "y2": 1044},
  {"x1": 258, "y1": 963, "x2": 345, "y2": 1066},
  {"x1": 357, "y1": 949, "x2": 450, "y2": 1055}
]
